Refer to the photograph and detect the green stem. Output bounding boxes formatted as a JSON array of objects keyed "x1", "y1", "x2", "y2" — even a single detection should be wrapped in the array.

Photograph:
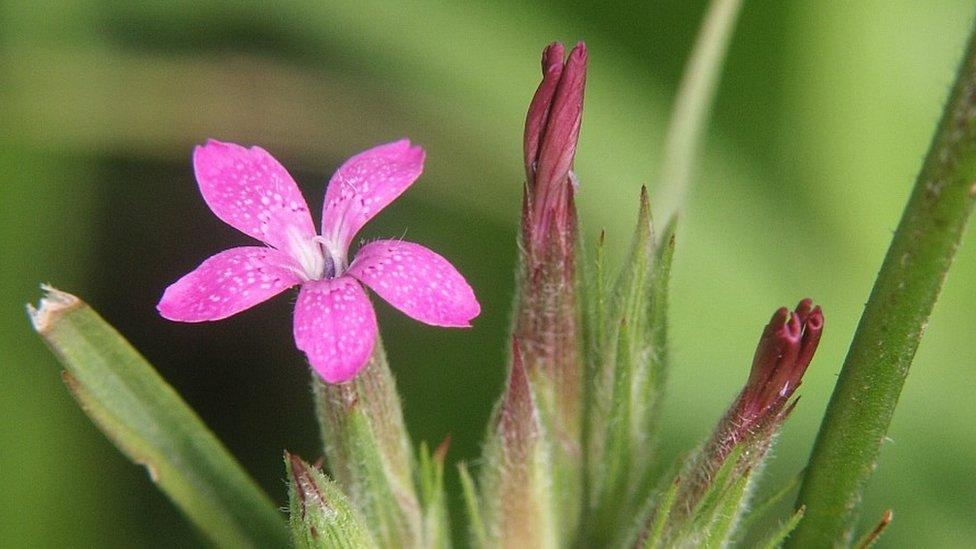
[
  {"x1": 654, "y1": 0, "x2": 743, "y2": 223},
  {"x1": 789, "y1": 21, "x2": 976, "y2": 547}
]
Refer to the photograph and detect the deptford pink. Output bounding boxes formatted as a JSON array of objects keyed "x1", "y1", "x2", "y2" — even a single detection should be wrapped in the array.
[{"x1": 158, "y1": 139, "x2": 480, "y2": 383}]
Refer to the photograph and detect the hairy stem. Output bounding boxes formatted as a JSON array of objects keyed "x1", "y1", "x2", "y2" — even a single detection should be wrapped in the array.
[{"x1": 790, "y1": 21, "x2": 976, "y2": 547}]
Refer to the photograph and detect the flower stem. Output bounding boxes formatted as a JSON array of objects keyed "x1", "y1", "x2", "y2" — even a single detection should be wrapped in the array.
[
  {"x1": 789, "y1": 21, "x2": 976, "y2": 547},
  {"x1": 654, "y1": 0, "x2": 743, "y2": 223}
]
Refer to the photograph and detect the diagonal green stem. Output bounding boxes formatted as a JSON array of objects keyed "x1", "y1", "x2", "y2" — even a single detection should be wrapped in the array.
[
  {"x1": 654, "y1": 0, "x2": 743, "y2": 223},
  {"x1": 789, "y1": 21, "x2": 976, "y2": 547}
]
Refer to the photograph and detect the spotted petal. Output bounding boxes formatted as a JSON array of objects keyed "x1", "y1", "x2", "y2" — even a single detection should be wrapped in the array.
[
  {"x1": 347, "y1": 240, "x2": 480, "y2": 327},
  {"x1": 194, "y1": 140, "x2": 316, "y2": 258},
  {"x1": 321, "y1": 140, "x2": 424, "y2": 252},
  {"x1": 158, "y1": 247, "x2": 302, "y2": 322},
  {"x1": 293, "y1": 277, "x2": 378, "y2": 383}
]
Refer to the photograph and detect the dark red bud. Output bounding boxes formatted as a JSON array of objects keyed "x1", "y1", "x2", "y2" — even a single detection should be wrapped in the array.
[
  {"x1": 524, "y1": 42, "x2": 566, "y2": 182},
  {"x1": 740, "y1": 299, "x2": 824, "y2": 421},
  {"x1": 522, "y1": 41, "x2": 587, "y2": 252}
]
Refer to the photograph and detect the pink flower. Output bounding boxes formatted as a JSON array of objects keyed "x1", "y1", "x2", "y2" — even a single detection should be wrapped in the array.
[{"x1": 158, "y1": 139, "x2": 481, "y2": 383}]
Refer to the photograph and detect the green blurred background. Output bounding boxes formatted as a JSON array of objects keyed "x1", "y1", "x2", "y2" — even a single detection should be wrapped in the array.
[{"x1": 2, "y1": 1, "x2": 974, "y2": 547}]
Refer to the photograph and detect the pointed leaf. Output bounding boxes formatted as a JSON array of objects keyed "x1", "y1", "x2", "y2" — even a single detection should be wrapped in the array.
[
  {"x1": 635, "y1": 476, "x2": 681, "y2": 549},
  {"x1": 757, "y1": 506, "x2": 806, "y2": 549},
  {"x1": 417, "y1": 440, "x2": 451, "y2": 549},
  {"x1": 737, "y1": 470, "x2": 804, "y2": 536},
  {"x1": 699, "y1": 465, "x2": 753, "y2": 547},
  {"x1": 458, "y1": 462, "x2": 488, "y2": 549},
  {"x1": 28, "y1": 286, "x2": 290, "y2": 549},
  {"x1": 586, "y1": 188, "x2": 676, "y2": 543},
  {"x1": 854, "y1": 510, "x2": 893, "y2": 549}
]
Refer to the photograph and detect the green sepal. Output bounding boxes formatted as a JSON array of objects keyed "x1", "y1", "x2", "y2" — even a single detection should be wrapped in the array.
[
  {"x1": 417, "y1": 440, "x2": 451, "y2": 549},
  {"x1": 756, "y1": 506, "x2": 805, "y2": 549},
  {"x1": 285, "y1": 452, "x2": 378, "y2": 549},
  {"x1": 585, "y1": 188, "x2": 677, "y2": 541},
  {"x1": 458, "y1": 462, "x2": 488, "y2": 548},
  {"x1": 476, "y1": 342, "x2": 557, "y2": 549},
  {"x1": 699, "y1": 463, "x2": 752, "y2": 547},
  {"x1": 631, "y1": 443, "x2": 757, "y2": 548},
  {"x1": 632, "y1": 475, "x2": 680, "y2": 549},
  {"x1": 671, "y1": 444, "x2": 753, "y2": 547},
  {"x1": 312, "y1": 338, "x2": 422, "y2": 548},
  {"x1": 27, "y1": 286, "x2": 290, "y2": 549},
  {"x1": 737, "y1": 470, "x2": 804, "y2": 537}
]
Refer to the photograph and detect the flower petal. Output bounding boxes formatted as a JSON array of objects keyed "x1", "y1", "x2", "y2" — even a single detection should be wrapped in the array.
[
  {"x1": 194, "y1": 140, "x2": 316, "y2": 257},
  {"x1": 347, "y1": 240, "x2": 480, "y2": 327},
  {"x1": 321, "y1": 140, "x2": 424, "y2": 251},
  {"x1": 158, "y1": 247, "x2": 301, "y2": 322},
  {"x1": 293, "y1": 277, "x2": 378, "y2": 383}
]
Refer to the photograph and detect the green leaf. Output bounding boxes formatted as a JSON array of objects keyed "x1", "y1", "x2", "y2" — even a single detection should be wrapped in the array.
[
  {"x1": 580, "y1": 228, "x2": 608, "y2": 533},
  {"x1": 417, "y1": 440, "x2": 451, "y2": 549},
  {"x1": 27, "y1": 286, "x2": 290, "y2": 549},
  {"x1": 635, "y1": 476, "x2": 680, "y2": 549},
  {"x1": 285, "y1": 452, "x2": 378, "y2": 549},
  {"x1": 737, "y1": 470, "x2": 804, "y2": 537},
  {"x1": 458, "y1": 461, "x2": 488, "y2": 549},
  {"x1": 587, "y1": 317, "x2": 635, "y2": 543},
  {"x1": 656, "y1": 444, "x2": 755, "y2": 548},
  {"x1": 699, "y1": 465, "x2": 752, "y2": 548},
  {"x1": 654, "y1": 0, "x2": 745, "y2": 222}
]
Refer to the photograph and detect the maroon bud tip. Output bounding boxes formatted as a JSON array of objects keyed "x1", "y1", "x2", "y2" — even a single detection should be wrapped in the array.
[
  {"x1": 286, "y1": 452, "x2": 317, "y2": 518},
  {"x1": 524, "y1": 43, "x2": 566, "y2": 183},
  {"x1": 541, "y1": 42, "x2": 565, "y2": 74},
  {"x1": 741, "y1": 300, "x2": 824, "y2": 421},
  {"x1": 522, "y1": 40, "x2": 588, "y2": 253}
]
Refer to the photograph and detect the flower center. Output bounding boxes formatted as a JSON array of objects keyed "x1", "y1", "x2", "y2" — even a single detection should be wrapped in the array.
[{"x1": 286, "y1": 227, "x2": 352, "y2": 281}]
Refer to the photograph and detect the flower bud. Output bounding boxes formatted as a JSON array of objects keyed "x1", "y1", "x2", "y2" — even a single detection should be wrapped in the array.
[
  {"x1": 285, "y1": 451, "x2": 377, "y2": 548},
  {"x1": 522, "y1": 41, "x2": 587, "y2": 257},
  {"x1": 635, "y1": 300, "x2": 824, "y2": 547},
  {"x1": 513, "y1": 41, "x2": 588, "y2": 538},
  {"x1": 725, "y1": 299, "x2": 824, "y2": 455}
]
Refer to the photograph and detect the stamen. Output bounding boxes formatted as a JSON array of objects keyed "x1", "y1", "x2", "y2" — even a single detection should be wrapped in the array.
[
  {"x1": 315, "y1": 235, "x2": 347, "y2": 276},
  {"x1": 286, "y1": 228, "x2": 327, "y2": 280}
]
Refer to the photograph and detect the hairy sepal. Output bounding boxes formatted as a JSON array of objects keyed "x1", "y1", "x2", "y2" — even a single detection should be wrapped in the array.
[
  {"x1": 311, "y1": 338, "x2": 422, "y2": 548},
  {"x1": 585, "y1": 189, "x2": 676, "y2": 542},
  {"x1": 285, "y1": 452, "x2": 378, "y2": 549}
]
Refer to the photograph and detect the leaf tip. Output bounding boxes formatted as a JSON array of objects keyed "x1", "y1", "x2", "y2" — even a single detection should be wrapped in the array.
[
  {"x1": 28, "y1": 284, "x2": 80, "y2": 334},
  {"x1": 434, "y1": 434, "x2": 452, "y2": 464},
  {"x1": 856, "y1": 509, "x2": 893, "y2": 549}
]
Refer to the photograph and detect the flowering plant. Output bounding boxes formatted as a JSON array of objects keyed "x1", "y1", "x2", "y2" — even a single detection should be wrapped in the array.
[{"x1": 25, "y1": 2, "x2": 976, "y2": 547}]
